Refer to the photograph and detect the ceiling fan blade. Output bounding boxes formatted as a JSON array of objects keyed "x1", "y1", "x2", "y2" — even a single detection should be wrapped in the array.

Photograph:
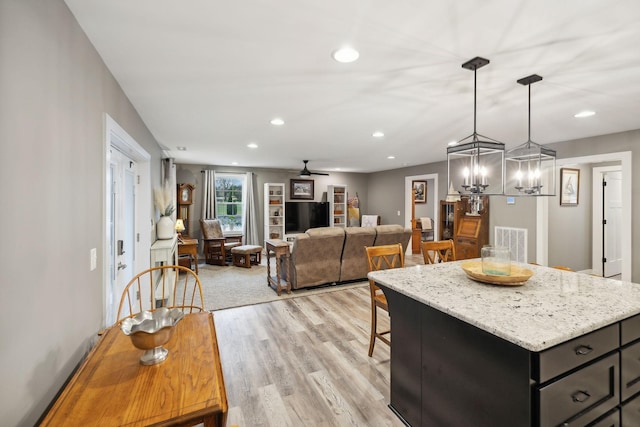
[{"x1": 299, "y1": 160, "x2": 329, "y2": 176}]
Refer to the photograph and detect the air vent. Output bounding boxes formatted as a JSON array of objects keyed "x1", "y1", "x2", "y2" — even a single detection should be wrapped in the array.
[{"x1": 494, "y1": 227, "x2": 528, "y2": 263}]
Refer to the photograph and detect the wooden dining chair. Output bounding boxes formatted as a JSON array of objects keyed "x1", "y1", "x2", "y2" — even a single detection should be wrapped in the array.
[
  {"x1": 364, "y1": 243, "x2": 405, "y2": 357},
  {"x1": 116, "y1": 265, "x2": 205, "y2": 323},
  {"x1": 421, "y1": 239, "x2": 456, "y2": 264}
]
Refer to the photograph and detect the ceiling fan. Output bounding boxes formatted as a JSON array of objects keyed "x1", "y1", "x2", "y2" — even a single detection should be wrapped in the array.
[{"x1": 298, "y1": 160, "x2": 329, "y2": 176}]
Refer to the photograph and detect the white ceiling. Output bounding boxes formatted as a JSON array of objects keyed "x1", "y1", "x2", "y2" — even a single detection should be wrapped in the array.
[{"x1": 64, "y1": 0, "x2": 640, "y2": 173}]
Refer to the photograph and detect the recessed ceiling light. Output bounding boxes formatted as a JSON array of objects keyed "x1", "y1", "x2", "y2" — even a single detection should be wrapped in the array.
[
  {"x1": 332, "y1": 46, "x2": 359, "y2": 63},
  {"x1": 372, "y1": 131, "x2": 384, "y2": 138},
  {"x1": 270, "y1": 118, "x2": 285, "y2": 126},
  {"x1": 247, "y1": 143, "x2": 258, "y2": 149},
  {"x1": 447, "y1": 141, "x2": 458, "y2": 147},
  {"x1": 231, "y1": 162, "x2": 238, "y2": 165},
  {"x1": 176, "y1": 146, "x2": 187, "y2": 151},
  {"x1": 574, "y1": 111, "x2": 596, "y2": 118},
  {"x1": 387, "y1": 155, "x2": 395, "y2": 160}
]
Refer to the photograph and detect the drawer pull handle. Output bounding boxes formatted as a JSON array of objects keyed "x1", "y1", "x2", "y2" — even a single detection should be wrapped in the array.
[
  {"x1": 571, "y1": 390, "x2": 591, "y2": 403},
  {"x1": 574, "y1": 345, "x2": 593, "y2": 355}
]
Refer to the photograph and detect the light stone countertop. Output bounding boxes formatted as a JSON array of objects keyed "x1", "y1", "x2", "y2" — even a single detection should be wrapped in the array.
[{"x1": 368, "y1": 260, "x2": 640, "y2": 352}]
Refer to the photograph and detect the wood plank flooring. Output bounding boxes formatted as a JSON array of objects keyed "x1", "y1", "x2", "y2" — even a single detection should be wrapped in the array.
[{"x1": 214, "y1": 286, "x2": 406, "y2": 427}]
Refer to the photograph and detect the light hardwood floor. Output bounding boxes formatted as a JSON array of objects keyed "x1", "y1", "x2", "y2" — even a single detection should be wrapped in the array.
[{"x1": 214, "y1": 286, "x2": 406, "y2": 427}]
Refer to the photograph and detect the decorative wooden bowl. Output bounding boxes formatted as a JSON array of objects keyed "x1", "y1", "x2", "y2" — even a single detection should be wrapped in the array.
[{"x1": 461, "y1": 261, "x2": 534, "y2": 286}]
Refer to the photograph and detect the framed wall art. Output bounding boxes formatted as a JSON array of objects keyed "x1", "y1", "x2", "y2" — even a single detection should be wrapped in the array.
[
  {"x1": 412, "y1": 180, "x2": 427, "y2": 203},
  {"x1": 560, "y1": 168, "x2": 580, "y2": 206},
  {"x1": 290, "y1": 179, "x2": 314, "y2": 200}
]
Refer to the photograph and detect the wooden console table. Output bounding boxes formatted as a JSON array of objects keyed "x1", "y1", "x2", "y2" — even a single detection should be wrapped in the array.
[
  {"x1": 40, "y1": 312, "x2": 227, "y2": 426},
  {"x1": 265, "y1": 239, "x2": 291, "y2": 295},
  {"x1": 178, "y1": 238, "x2": 199, "y2": 273}
]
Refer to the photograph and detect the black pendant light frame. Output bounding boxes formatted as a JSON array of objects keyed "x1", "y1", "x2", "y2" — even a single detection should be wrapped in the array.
[{"x1": 447, "y1": 56, "x2": 506, "y2": 213}]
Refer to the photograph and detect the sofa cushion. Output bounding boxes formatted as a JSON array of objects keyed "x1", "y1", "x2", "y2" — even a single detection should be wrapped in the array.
[
  {"x1": 339, "y1": 227, "x2": 377, "y2": 282},
  {"x1": 288, "y1": 227, "x2": 345, "y2": 289},
  {"x1": 373, "y1": 224, "x2": 412, "y2": 253}
]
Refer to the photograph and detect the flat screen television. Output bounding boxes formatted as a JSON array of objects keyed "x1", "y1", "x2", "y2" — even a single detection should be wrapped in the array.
[{"x1": 285, "y1": 201, "x2": 330, "y2": 233}]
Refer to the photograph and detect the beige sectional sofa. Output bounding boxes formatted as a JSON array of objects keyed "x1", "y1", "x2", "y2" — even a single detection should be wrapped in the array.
[{"x1": 285, "y1": 224, "x2": 411, "y2": 290}]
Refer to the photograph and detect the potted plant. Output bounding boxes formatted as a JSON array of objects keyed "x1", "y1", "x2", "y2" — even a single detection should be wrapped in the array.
[{"x1": 154, "y1": 180, "x2": 175, "y2": 239}]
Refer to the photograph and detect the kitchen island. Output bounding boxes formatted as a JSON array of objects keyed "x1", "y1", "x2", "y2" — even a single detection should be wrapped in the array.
[{"x1": 369, "y1": 261, "x2": 640, "y2": 427}]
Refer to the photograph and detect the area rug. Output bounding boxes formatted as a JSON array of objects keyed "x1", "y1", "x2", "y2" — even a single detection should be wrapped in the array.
[{"x1": 196, "y1": 263, "x2": 368, "y2": 311}]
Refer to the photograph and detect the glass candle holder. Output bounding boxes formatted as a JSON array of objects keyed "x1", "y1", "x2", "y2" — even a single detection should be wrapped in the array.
[{"x1": 481, "y1": 245, "x2": 511, "y2": 276}]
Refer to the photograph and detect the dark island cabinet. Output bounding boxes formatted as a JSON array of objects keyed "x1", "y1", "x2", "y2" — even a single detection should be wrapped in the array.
[{"x1": 381, "y1": 286, "x2": 640, "y2": 427}]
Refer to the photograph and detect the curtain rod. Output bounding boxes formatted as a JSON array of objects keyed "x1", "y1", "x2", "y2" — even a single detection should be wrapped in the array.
[{"x1": 201, "y1": 170, "x2": 255, "y2": 174}]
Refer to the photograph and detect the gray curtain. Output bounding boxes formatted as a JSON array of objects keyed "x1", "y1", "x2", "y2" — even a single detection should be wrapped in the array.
[
  {"x1": 244, "y1": 172, "x2": 259, "y2": 245},
  {"x1": 201, "y1": 170, "x2": 216, "y2": 219}
]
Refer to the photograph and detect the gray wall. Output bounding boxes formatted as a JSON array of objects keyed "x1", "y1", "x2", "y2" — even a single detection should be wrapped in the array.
[
  {"x1": 176, "y1": 164, "x2": 370, "y2": 245},
  {"x1": 496, "y1": 134, "x2": 636, "y2": 272},
  {"x1": 547, "y1": 164, "x2": 593, "y2": 270},
  {"x1": 0, "y1": 1, "x2": 163, "y2": 425},
  {"x1": 365, "y1": 132, "x2": 639, "y2": 278},
  {"x1": 367, "y1": 161, "x2": 450, "y2": 228},
  {"x1": 489, "y1": 196, "x2": 539, "y2": 260}
]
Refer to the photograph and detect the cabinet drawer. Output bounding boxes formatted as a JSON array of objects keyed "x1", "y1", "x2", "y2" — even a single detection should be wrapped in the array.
[
  {"x1": 589, "y1": 408, "x2": 620, "y2": 427},
  {"x1": 537, "y1": 324, "x2": 619, "y2": 383},
  {"x1": 621, "y1": 394, "x2": 640, "y2": 426},
  {"x1": 622, "y1": 341, "x2": 640, "y2": 401},
  {"x1": 621, "y1": 314, "x2": 640, "y2": 346},
  {"x1": 537, "y1": 353, "x2": 619, "y2": 427}
]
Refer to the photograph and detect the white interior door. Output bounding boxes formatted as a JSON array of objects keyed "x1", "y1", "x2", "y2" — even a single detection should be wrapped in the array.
[
  {"x1": 107, "y1": 147, "x2": 137, "y2": 324},
  {"x1": 603, "y1": 170, "x2": 622, "y2": 277},
  {"x1": 592, "y1": 165, "x2": 623, "y2": 277}
]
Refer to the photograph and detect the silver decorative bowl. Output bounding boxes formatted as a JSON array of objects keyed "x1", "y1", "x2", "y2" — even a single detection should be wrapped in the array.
[{"x1": 120, "y1": 307, "x2": 184, "y2": 365}]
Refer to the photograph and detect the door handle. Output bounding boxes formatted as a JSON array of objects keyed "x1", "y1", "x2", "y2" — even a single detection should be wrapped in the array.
[{"x1": 117, "y1": 262, "x2": 127, "y2": 271}]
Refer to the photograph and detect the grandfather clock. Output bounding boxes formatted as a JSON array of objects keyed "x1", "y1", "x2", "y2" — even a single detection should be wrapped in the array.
[{"x1": 177, "y1": 183, "x2": 195, "y2": 236}]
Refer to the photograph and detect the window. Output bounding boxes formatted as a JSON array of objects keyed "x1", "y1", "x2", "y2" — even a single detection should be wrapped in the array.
[{"x1": 215, "y1": 173, "x2": 246, "y2": 232}]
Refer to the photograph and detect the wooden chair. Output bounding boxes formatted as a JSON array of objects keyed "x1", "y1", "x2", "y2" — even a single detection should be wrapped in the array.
[
  {"x1": 421, "y1": 239, "x2": 456, "y2": 264},
  {"x1": 364, "y1": 243, "x2": 405, "y2": 357},
  {"x1": 200, "y1": 218, "x2": 243, "y2": 265},
  {"x1": 116, "y1": 265, "x2": 205, "y2": 323}
]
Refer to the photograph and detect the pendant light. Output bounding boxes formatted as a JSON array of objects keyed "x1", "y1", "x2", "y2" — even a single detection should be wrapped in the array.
[
  {"x1": 447, "y1": 57, "x2": 505, "y2": 214},
  {"x1": 505, "y1": 74, "x2": 556, "y2": 196}
]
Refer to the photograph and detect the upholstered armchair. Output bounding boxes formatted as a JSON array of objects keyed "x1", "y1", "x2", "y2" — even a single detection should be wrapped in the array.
[{"x1": 199, "y1": 219, "x2": 243, "y2": 266}]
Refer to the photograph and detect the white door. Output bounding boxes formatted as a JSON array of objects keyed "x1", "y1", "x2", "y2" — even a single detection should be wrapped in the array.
[
  {"x1": 107, "y1": 147, "x2": 137, "y2": 324},
  {"x1": 592, "y1": 166, "x2": 622, "y2": 278},
  {"x1": 603, "y1": 170, "x2": 622, "y2": 277}
]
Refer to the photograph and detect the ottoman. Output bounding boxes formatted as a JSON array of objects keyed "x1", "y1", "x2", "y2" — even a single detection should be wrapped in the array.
[{"x1": 231, "y1": 245, "x2": 263, "y2": 268}]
